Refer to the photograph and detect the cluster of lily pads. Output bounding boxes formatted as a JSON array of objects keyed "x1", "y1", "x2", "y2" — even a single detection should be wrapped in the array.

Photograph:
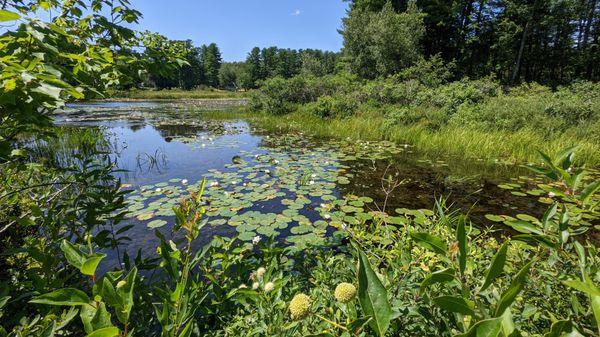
[
  {"x1": 488, "y1": 169, "x2": 600, "y2": 231},
  {"x1": 122, "y1": 133, "x2": 424, "y2": 250}
]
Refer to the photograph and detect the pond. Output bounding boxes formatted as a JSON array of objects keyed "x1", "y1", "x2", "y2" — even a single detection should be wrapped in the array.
[{"x1": 56, "y1": 101, "x2": 600, "y2": 269}]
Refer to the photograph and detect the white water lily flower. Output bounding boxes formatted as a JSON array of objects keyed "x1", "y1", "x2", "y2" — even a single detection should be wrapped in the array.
[
  {"x1": 181, "y1": 179, "x2": 188, "y2": 185},
  {"x1": 210, "y1": 181, "x2": 219, "y2": 187},
  {"x1": 548, "y1": 192, "x2": 556, "y2": 198},
  {"x1": 265, "y1": 169, "x2": 271, "y2": 174},
  {"x1": 252, "y1": 235, "x2": 262, "y2": 245},
  {"x1": 201, "y1": 143, "x2": 206, "y2": 147},
  {"x1": 341, "y1": 223, "x2": 348, "y2": 230},
  {"x1": 404, "y1": 144, "x2": 409, "y2": 148},
  {"x1": 311, "y1": 174, "x2": 316, "y2": 178},
  {"x1": 155, "y1": 188, "x2": 162, "y2": 192},
  {"x1": 309, "y1": 180, "x2": 315, "y2": 185},
  {"x1": 323, "y1": 214, "x2": 331, "y2": 220},
  {"x1": 264, "y1": 282, "x2": 275, "y2": 293}
]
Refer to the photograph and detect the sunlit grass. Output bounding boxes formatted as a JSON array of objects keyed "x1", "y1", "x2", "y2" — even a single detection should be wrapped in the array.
[{"x1": 247, "y1": 110, "x2": 600, "y2": 167}]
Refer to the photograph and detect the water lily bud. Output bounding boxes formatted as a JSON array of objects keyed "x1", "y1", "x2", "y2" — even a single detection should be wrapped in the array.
[
  {"x1": 264, "y1": 282, "x2": 275, "y2": 293},
  {"x1": 334, "y1": 283, "x2": 357, "y2": 303},
  {"x1": 289, "y1": 293, "x2": 312, "y2": 320}
]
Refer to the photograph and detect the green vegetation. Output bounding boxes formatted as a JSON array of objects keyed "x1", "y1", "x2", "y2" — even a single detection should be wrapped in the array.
[
  {"x1": 111, "y1": 88, "x2": 246, "y2": 100},
  {"x1": 2, "y1": 0, "x2": 600, "y2": 337}
]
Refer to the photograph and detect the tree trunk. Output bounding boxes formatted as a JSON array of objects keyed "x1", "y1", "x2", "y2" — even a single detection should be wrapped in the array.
[{"x1": 511, "y1": 20, "x2": 530, "y2": 84}]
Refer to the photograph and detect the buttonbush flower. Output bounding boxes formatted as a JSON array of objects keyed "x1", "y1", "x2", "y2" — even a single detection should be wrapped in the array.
[
  {"x1": 252, "y1": 282, "x2": 259, "y2": 290},
  {"x1": 334, "y1": 283, "x2": 356, "y2": 303},
  {"x1": 264, "y1": 282, "x2": 275, "y2": 293},
  {"x1": 289, "y1": 293, "x2": 312, "y2": 320},
  {"x1": 256, "y1": 267, "x2": 266, "y2": 279}
]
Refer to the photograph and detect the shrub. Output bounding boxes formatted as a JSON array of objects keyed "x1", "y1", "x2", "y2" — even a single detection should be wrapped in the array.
[{"x1": 308, "y1": 94, "x2": 358, "y2": 118}]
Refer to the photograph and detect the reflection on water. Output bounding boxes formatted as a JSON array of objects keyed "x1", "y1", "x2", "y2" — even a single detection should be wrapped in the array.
[{"x1": 56, "y1": 101, "x2": 560, "y2": 270}]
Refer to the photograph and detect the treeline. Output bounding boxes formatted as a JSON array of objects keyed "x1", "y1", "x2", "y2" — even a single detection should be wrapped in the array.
[
  {"x1": 140, "y1": 40, "x2": 339, "y2": 90},
  {"x1": 343, "y1": 0, "x2": 599, "y2": 85}
]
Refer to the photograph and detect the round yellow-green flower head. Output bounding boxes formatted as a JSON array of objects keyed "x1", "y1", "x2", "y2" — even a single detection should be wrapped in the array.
[
  {"x1": 289, "y1": 293, "x2": 312, "y2": 320},
  {"x1": 334, "y1": 283, "x2": 357, "y2": 303}
]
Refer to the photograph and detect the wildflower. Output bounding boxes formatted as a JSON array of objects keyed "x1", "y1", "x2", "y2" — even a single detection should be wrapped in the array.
[
  {"x1": 181, "y1": 179, "x2": 188, "y2": 185},
  {"x1": 256, "y1": 267, "x2": 266, "y2": 279},
  {"x1": 210, "y1": 181, "x2": 219, "y2": 187},
  {"x1": 155, "y1": 188, "x2": 162, "y2": 192},
  {"x1": 309, "y1": 180, "x2": 315, "y2": 185},
  {"x1": 264, "y1": 282, "x2": 275, "y2": 293},
  {"x1": 252, "y1": 235, "x2": 262, "y2": 245},
  {"x1": 252, "y1": 282, "x2": 259, "y2": 290},
  {"x1": 334, "y1": 283, "x2": 356, "y2": 303},
  {"x1": 116, "y1": 280, "x2": 127, "y2": 289},
  {"x1": 289, "y1": 293, "x2": 312, "y2": 320}
]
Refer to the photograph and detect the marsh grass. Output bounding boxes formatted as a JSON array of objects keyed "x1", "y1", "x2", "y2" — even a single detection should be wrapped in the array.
[
  {"x1": 111, "y1": 88, "x2": 247, "y2": 100},
  {"x1": 248, "y1": 110, "x2": 600, "y2": 166}
]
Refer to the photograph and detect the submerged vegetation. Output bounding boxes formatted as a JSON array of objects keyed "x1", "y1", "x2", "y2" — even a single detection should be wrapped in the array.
[{"x1": 1, "y1": 0, "x2": 600, "y2": 337}]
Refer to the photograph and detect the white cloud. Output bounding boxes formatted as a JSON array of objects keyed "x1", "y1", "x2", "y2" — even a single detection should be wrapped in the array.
[{"x1": 291, "y1": 9, "x2": 301, "y2": 16}]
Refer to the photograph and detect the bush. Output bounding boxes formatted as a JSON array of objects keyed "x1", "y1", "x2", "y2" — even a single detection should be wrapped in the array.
[
  {"x1": 308, "y1": 94, "x2": 358, "y2": 118},
  {"x1": 416, "y1": 77, "x2": 502, "y2": 115}
]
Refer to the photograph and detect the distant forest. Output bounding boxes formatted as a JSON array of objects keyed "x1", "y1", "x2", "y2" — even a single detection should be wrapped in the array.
[{"x1": 139, "y1": 0, "x2": 599, "y2": 90}]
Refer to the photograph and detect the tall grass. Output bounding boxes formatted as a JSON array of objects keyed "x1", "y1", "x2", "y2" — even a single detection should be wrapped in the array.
[{"x1": 249, "y1": 110, "x2": 600, "y2": 166}]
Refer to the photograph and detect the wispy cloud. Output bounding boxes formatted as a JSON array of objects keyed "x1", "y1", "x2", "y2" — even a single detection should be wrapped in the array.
[{"x1": 291, "y1": 9, "x2": 301, "y2": 16}]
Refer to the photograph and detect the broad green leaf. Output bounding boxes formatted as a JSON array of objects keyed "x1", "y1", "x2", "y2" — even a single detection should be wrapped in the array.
[
  {"x1": 505, "y1": 220, "x2": 544, "y2": 235},
  {"x1": 456, "y1": 218, "x2": 467, "y2": 275},
  {"x1": 541, "y1": 203, "x2": 558, "y2": 231},
  {"x1": 454, "y1": 317, "x2": 502, "y2": 337},
  {"x1": 544, "y1": 320, "x2": 583, "y2": 337},
  {"x1": 85, "y1": 327, "x2": 120, "y2": 337},
  {"x1": 30, "y1": 288, "x2": 90, "y2": 306},
  {"x1": 420, "y1": 268, "x2": 456, "y2": 293},
  {"x1": 60, "y1": 240, "x2": 85, "y2": 269},
  {"x1": 356, "y1": 245, "x2": 393, "y2": 337},
  {"x1": 494, "y1": 260, "x2": 534, "y2": 317},
  {"x1": 81, "y1": 303, "x2": 112, "y2": 334},
  {"x1": 409, "y1": 232, "x2": 447, "y2": 255},
  {"x1": 480, "y1": 241, "x2": 509, "y2": 292},
  {"x1": 81, "y1": 254, "x2": 106, "y2": 276},
  {"x1": 433, "y1": 296, "x2": 475, "y2": 316},
  {"x1": 115, "y1": 267, "x2": 137, "y2": 324},
  {"x1": 0, "y1": 9, "x2": 20, "y2": 22}
]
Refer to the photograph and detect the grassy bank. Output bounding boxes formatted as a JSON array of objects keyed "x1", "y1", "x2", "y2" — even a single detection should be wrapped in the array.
[
  {"x1": 110, "y1": 88, "x2": 247, "y2": 100},
  {"x1": 244, "y1": 109, "x2": 600, "y2": 167}
]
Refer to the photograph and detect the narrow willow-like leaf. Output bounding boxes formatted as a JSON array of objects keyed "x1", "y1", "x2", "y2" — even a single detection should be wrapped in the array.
[
  {"x1": 356, "y1": 245, "x2": 393, "y2": 337},
  {"x1": 409, "y1": 232, "x2": 448, "y2": 255},
  {"x1": 456, "y1": 218, "x2": 467, "y2": 275},
  {"x1": 433, "y1": 296, "x2": 475, "y2": 316},
  {"x1": 562, "y1": 279, "x2": 600, "y2": 297},
  {"x1": 579, "y1": 181, "x2": 600, "y2": 204},
  {"x1": 480, "y1": 241, "x2": 509, "y2": 292},
  {"x1": 420, "y1": 268, "x2": 456, "y2": 293},
  {"x1": 543, "y1": 320, "x2": 583, "y2": 337},
  {"x1": 60, "y1": 240, "x2": 85, "y2": 269},
  {"x1": 494, "y1": 260, "x2": 534, "y2": 317}
]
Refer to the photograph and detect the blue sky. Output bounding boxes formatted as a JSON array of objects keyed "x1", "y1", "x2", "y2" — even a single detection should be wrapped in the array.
[{"x1": 131, "y1": 0, "x2": 349, "y2": 62}]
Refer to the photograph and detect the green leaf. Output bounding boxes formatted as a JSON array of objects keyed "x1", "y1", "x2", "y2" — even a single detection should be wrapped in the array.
[
  {"x1": 433, "y1": 296, "x2": 475, "y2": 316},
  {"x1": 494, "y1": 260, "x2": 534, "y2": 317},
  {"x1": 579, "y1": 181, "x2": 600, "y2": 204},
  {"x1": 60, "y1": 240, "x2": 85, "y2": 269},
  {"x1": 541, "y1": 203, "x2": 558, "y2": 231},
  {"x1": 30, "y1": 288, "x2": 90, "y2": 306},
  {"x1": 409, "y1": 232, "x2": 447, "y2": 255},
  {"x1": 543, "y1": 320, "x2": 583, "y2": 337},
  {"x1": 480, "y1": 241, "x2": 509, "y2": 292},
  {"x1": 454, "y1": 317, "x2": 503, "y2": 337},
  {"x1": 356, "y1": 245, "x2": 393, "y2": 337},
  {"x1": 420, "y1": 268, "x2": 456, "y2": 293},
  {"x1": 81, "y1": 254, "x2": 106, "y2": 276},
  {"x1": 0, "y1": 9, "x2": 20, "y2": 22},
  {"x1": 81, "y1": 303, "x2": 112, "y2": 334},
  {"x1": 562, "y1": 279, "x2": 600, "y2": 297},
  {"x1": 456, "y1": 218, "x2": 467, "y2": 275},
  {"x1": 347, "y1": 316, "x2": 372, "y2": 333},
  {"x1": 115, "y1": 267, "x2": 137, "y2": 324},
  {"x1": 505, "y1": 220, "x2": 544, "y2": 235},
  {"x1": 85, "y1": 327, "x2": 120, "y2": 337}
]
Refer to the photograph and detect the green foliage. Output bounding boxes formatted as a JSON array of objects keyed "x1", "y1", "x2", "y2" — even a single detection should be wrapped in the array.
[{"x1": 341, "y1": 1, "x2": 425, "y2": 78}]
